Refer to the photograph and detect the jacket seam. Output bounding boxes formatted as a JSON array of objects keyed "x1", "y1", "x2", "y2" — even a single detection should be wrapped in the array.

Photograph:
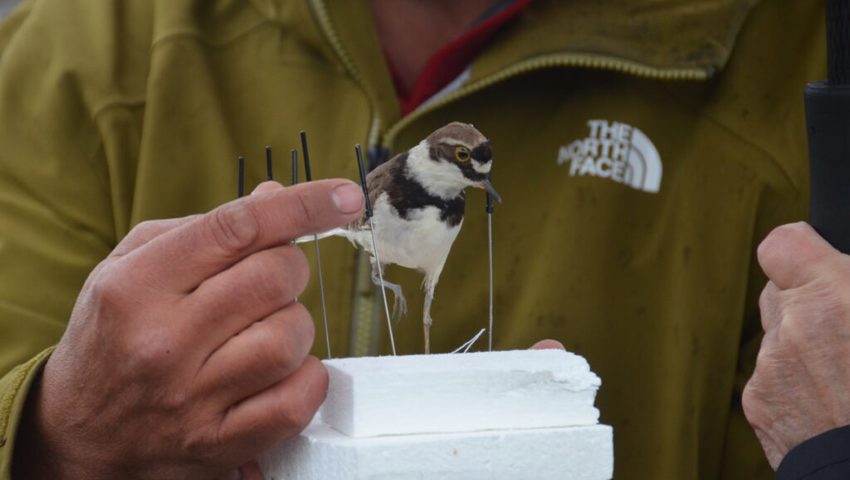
[
  {"x1": 150, "y1": 19, "x2": 271, "y2": 54},
  {"x1": 657, "y1": 84, "x2": 801, "y2": 196},
  {"x1": 697, "y1": 111, "x2": 801, "y2": 195}
]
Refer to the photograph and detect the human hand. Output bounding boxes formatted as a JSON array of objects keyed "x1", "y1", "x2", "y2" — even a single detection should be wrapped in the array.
[
  {"x1": 530, "y1": 339, "x2": 566, "y2": 350},
  {"x1": 743, "y1": 222, "x2": 850, "y2": 469},
  {"x1": 12, "y1": 180, "x2": 363, "y2": 479}
]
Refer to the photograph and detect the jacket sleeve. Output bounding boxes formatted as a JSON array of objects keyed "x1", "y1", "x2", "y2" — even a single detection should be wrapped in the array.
[
  {"x1": 776, "y1": 426, "x2": 850, "y2": 480},
  {"x1": 0, "y1": 1, "x2": 119, "y2": 476}
]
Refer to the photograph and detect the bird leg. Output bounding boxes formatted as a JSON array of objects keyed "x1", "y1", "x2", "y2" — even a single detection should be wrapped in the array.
[
  {"x1": 423, "y1": 287, "x2": 434, "y2": 354},
  {"x1": 420, "y1": 265, "x2": 445, "y2": 355},
  {"x1": 370, "y1": 264, "x2": 407, "y2": 320}
]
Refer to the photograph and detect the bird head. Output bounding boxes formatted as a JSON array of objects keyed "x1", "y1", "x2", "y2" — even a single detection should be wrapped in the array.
[{"x1": 419, "y1": 122, "x2": 502, "y2": 202}]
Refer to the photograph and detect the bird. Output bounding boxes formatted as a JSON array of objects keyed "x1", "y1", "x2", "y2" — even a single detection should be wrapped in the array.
[{"x1": 306, "y1": 122, "x2": 501, "y2": 354}]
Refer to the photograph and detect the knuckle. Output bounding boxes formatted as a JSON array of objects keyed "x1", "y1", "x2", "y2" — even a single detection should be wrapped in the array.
[
  {"x1": 278, "y1": 399, "x2": 312, "y2": 432},
  {"x1": 777, "y1": 310, "x2": 807, "y2": 347},
  {"x1": 206, "y1": 204, "x2": 259, "y2": 256},
  {"x1": 158, "y1": 389, "x2": 190, "y2": 414},
  {"x1": 182, "y1": 424, "x2": 222, "y2": 460},
  {"x1": 246, "y1": 247, "x2": 310, "y2": 304},
  {"x1": 308, "y1": 356, "x2": 330, "y2": 395},
  {"x1": 288, "y1": 302, "x2": 316, "y2": 345},
  {"x1": 264, "y1": 305, "x2": 314, "y2": 375},
  {"x1": 261, "y1": 334, "x2": 296, "y2": 375},
  {"x1": 758, "y1": 288, "x2": 770, "y2": 315},
  {"x1": 126, "y1": 330, "x2": 179, "y2": 372},
  {"x1": 741, "y1": 381, "x2": 763, "y2": 424},
  {"x1": 289, "y1": 191, "x2": 317, "y2": 232},
  {"x1": 281, "y1": 246, "x2": 311, "y2": 294},
  {"x1": 741, "y1": 381, "x2": 755, "y2": 410},
  {"x1": 277, "y1": 362, "x2": 325, "y2": 433},
  {"x1": 248, "y1": 261, "x2": 288, "y2": 303},
  {"x1": 89, "y1": 273, "x2": 128, "y2": 310},
  {"x1": 752, "y1": 330, "x2": 779, "y2": 369}
]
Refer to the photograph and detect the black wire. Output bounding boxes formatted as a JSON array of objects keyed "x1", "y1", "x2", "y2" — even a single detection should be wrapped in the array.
[
  {"x1": 265, "y1": 146, "x2": 274, "y2": 181},
  {"x1": 237, "y1": 156, "x2": 245, "y2": 198},
  {"x1": 291, "y1": 149, "x2": 299, "y2": 186},
  {"x1": 300, "y1": 131, "x2": 313, "y2": 181},
  {"x1": 355, "y1": 144, "x2": 373, "y2": 218}
]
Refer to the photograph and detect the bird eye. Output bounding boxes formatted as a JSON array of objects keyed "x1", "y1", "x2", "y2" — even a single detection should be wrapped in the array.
[{"x1": 455, "y1": 146, "x2": 471, "y2": 162}]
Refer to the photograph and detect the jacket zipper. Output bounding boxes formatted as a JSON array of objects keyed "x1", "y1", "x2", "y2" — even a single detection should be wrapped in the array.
[
  {"x1": 383, "y1": 52, "x2": 711, "y2": 147},
  {"x1": 309, "y1": 0, "x2": 711, "y2": 356},
  {"x1": 309, "y1": 0, "x2": 385, "y2": 357},
  {"x1": 308, "y1": 0, "x2": 382, "y2": 146}
]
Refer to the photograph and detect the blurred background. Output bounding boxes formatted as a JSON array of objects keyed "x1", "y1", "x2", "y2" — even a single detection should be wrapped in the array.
[{"x1": 0, "y1": 0, "x2": 18, "y2": 20}]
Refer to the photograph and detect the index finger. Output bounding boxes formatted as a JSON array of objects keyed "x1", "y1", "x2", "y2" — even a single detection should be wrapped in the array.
[
  {"x1": 757, "y1": 222, "x2": 840, "y2": 290},
  {"x1": 123, "y1": 179, "x2": 363, "y2": 292},
  {"x1": 112, "y1": 183, "x2": 285, "y2": 259}
]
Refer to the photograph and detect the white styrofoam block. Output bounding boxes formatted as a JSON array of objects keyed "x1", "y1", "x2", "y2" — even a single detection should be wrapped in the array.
[
  {"x1": 320, "y1": 350, "x2": 601, "y2": 438},
  {"x1": 260, "y1": 423, "x2": 614, "y2": 480}
]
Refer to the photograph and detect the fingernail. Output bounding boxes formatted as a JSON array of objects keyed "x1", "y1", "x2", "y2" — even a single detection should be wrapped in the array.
[{"x1": 332, "y1": 182, "x2": 363, "y2": 214}]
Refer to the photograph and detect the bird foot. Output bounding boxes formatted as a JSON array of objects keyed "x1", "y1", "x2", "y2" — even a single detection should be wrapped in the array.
[{"x1": 391, "y1": 290, "x2": 408, "y2": 321}]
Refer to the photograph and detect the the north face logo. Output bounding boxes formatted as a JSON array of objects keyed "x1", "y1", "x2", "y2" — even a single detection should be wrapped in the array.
[{"x1": 557, "y1": 120, "x2": 662, "y2": 193}]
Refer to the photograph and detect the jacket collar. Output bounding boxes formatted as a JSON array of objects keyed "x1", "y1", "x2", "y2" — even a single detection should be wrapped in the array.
[{"x1": 249, "y1": 0, "x2": 756, "y2": 125}]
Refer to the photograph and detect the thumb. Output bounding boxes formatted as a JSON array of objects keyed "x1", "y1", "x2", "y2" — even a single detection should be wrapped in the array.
[
  {"x1": 530, "y1": 339, "x2": 565, "y2": 350},
  {"x1": 221, "y1": 461, "x2": 264, "y2": 480},
  {"x1": 239, "y1": 461, "x2": 265, "y2": 480},
  {"x1": 757, "y1": 222, "x2": 842, "y2": 290}
]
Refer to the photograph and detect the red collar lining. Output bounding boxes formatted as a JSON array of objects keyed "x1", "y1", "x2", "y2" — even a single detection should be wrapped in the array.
[{"x1": 388, "y1": 0, "x2": 533, "y2": 116}]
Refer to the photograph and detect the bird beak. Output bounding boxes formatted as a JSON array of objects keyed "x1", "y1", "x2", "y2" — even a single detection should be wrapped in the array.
[{"x1": 479, "y1": 178, "x2": 502, "y2": 203}]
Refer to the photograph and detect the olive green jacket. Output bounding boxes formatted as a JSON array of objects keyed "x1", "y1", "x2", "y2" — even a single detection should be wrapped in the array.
[{"x1": 0, "y1": 0, "x2": 824, "y2": 478}]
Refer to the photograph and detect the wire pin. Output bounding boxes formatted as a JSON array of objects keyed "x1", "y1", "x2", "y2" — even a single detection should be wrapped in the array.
[
  {"x1": 265, "y1": 146, "x2": 274, "y2": 181},
  {"x1": 486, "y1": 189, "x2": 495, "y2": 352},
  {"x1": 301, "y1": 132, "x2": 332, "y2": 359},
  {"x1": 356, "y1": 144, "x2": 396, "y2": 356},
  {"x1": 237, "y1": 156, "x2": 246, "y2": 198}
]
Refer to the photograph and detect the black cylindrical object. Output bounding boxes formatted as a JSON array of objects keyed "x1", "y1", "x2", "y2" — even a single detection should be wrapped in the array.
[
  {"x1": 807, "y1": 0, "x2": 850, "y2": 253},
  {"x1": 806, "y1": 83, "x2": 850, "y2": 253},
  {"x1": 291, "y1": 149, "x2": 299, "y2": 186},
  {"x1": 265, "y1": 146, "x2": 274, "y2": 181},
  {"x1": 300, "y1": 131, "x2": 313, "y2": 182},
  {"x1": 355, "y1": 144, "x2": 373, "y2": 218}
]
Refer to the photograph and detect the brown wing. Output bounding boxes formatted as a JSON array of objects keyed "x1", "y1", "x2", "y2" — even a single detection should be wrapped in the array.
[{"x1": 349, "y1": 150, "x2": 407, "y2": 229}]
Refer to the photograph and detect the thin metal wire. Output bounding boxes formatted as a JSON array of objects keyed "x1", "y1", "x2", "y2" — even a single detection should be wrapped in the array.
[
  {"x1": 290, "y1": 150, "x2": 300, "y2": 305},
  {"x1": 355, "y1": 144, "x2": 396, "y2": 356},
  {"x1": 486, "y1": 188, "x2": 495, "y2": 352},
  {"x1": 314, "y1": 238, "x2": 331, "y2": 359},
  {"x1": 291, "y1": 150, "x2": 298, "y2": 186},
  {"x1": 367, "y1": 217, "x2": 396, "y2": 356},
  {"x1": 487, "y1": 210, "x2": 494, "y2": 352},
  {"x1": 452, "y1": 328, "x2": 486, "y2": 354},
  {"x1": 299, "y1": 132, "x2": 332, "y2": 359},
  {"x1": 237, "y1": 156, "x2": 245, "y2": 198}
]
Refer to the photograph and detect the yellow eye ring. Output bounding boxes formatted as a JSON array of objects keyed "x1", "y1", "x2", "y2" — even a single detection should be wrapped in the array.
[{"x1": 455, "y1": 146, "x2": 471, "y2": 163}]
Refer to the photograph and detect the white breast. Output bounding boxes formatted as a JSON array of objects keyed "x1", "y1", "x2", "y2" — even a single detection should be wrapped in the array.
[{"x1": 352, "y1": 193, "x2": 462, "y2": 277}]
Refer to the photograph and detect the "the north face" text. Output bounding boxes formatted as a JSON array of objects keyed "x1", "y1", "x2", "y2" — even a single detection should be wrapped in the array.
[{"x1": 557, "y1": 120, "x2": 662, "y2": 193}]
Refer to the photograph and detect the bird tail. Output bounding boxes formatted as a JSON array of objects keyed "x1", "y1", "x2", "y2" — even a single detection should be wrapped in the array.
[{"x1": 293, "y1": 228, "x2": 347, "y2": 244}]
